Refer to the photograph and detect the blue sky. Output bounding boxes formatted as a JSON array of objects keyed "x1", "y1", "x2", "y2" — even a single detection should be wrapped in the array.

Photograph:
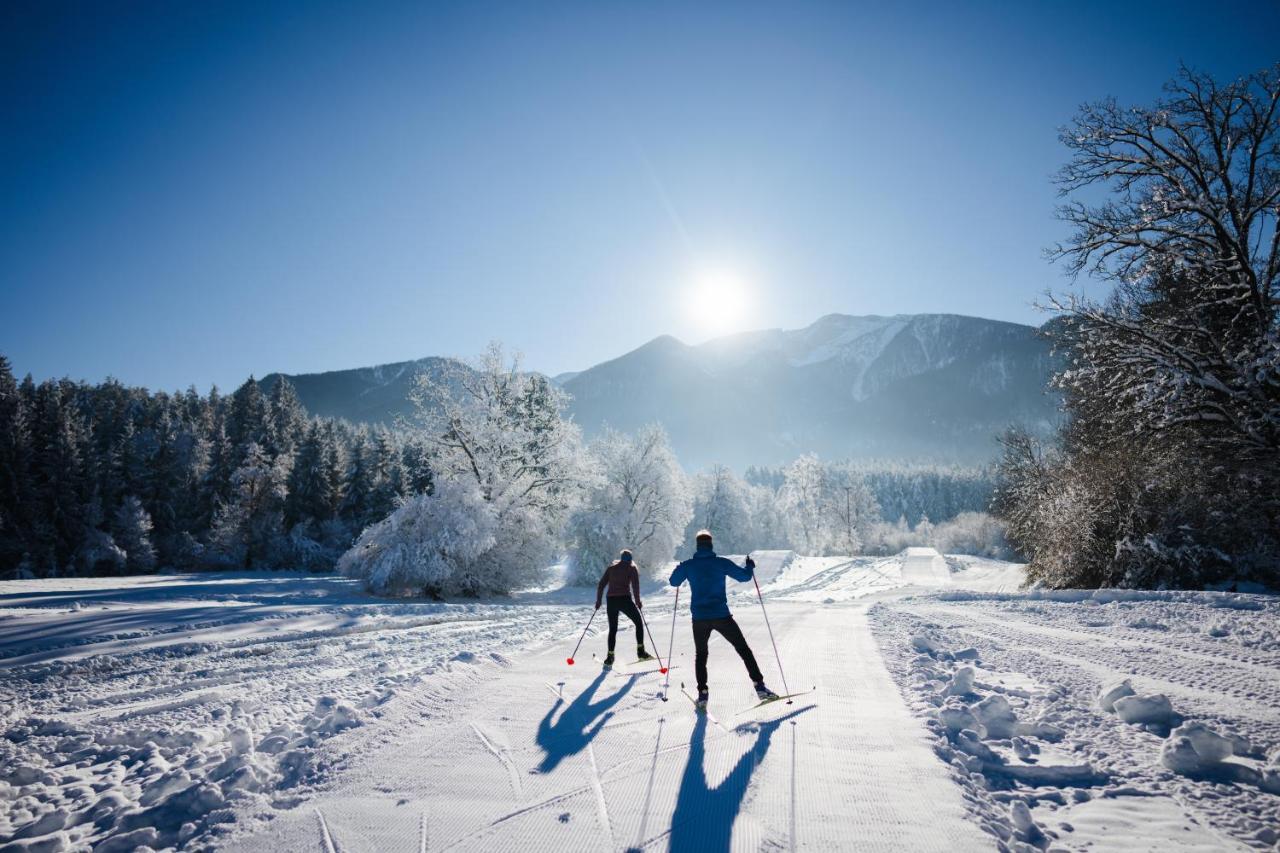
[{"x1": 2, "y1": 1, "x2": 1278, "y2": 391}]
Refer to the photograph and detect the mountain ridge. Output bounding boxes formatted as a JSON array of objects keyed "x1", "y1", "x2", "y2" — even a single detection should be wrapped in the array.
[{"x1": 262, "y1": 312, "x2": 1061, "y2": 468}]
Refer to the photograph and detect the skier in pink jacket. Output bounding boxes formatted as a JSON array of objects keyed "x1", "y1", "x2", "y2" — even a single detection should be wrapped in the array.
[{"x1": 595, "y1": 550, "x2": 653, "y2": 667}]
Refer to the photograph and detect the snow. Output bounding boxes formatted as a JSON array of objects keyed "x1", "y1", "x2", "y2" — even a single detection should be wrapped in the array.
[
  {"x1": 900, "y1": 547, "x2": 951, "y2": 586},
  {"x1": 870, "y1": 584, "x2": 1280, "y2": 850},
  {"x1": 3, "y1": 557, "x2": 1277, "y2": 852},
  {"x1": 0, "y1": 572, "x2": 584, "y2": 851}
]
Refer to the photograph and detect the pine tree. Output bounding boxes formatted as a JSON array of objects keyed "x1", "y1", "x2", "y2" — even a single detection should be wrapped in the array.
[
  {"x1": 114, "y1": 494, "x2": 157, "y2": 573},
  {"x1": 29, "y1": 381, "x2": 88, "y2": 572},
  {"x1": 287, "y1": 422, "x2": 341, "y2": 526},
  {"x1": 366, "y1": 429, "x2": 401, "y2": 523},
  {"x1": 227, "y1": 377, "x2": 268, "y2": 452},
  {"x1": 400, "y1": 436, "x2": 434, "y2": 496},
  {"x1": 267, "y1": 378, "x2": 307, "y2": 458},
  {"x1": 0, "y1": 356, "x2": 33, "y2": 566},
  {"x1": 342, "y1": 431, "x2": 373, "y2": 529},
  {"x1": 209, "y1": 442, "x2": 288, "y2": 567},
  {"x1": 201, "y1": 417, "x2": 235, "y2": 530}
]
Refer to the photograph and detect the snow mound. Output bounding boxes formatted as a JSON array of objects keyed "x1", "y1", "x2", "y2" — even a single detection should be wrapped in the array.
[
  {"x1": 900, "y1": 548, "x2": 951, "y2": 586},
  {"x1": 742, "y1": 550, "x2": 795, "y2": 585}
]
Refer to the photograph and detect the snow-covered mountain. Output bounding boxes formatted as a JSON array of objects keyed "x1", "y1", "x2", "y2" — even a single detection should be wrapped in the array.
[
  {"x1": 560, "y1": 313, "x2": 1060, "y2": 466},
  {"x1": 263, "y1": 313, "x2": 1061, "y2": 467}
]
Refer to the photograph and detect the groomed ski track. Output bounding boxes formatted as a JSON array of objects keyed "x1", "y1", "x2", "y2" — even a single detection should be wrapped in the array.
[{"x1": 223, "y1": 601, "x2": 988, "y2": 852}]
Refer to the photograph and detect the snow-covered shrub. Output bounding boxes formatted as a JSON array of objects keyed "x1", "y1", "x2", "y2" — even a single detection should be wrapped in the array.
[
  {"x1": 78, "y1": 526, "x2": 126, "y2": 575},
  {"x1": 929, "y1": 512, "x2": 1013, "y2": 559},
  {"x1": 566, "y1": 424, "x2": 691, "y2": 584},
  {"x1": 345, "y1": 344, "x2": 582, "y2": 596},
  {"x1": 287, "y1": 521, "x2": 345, "y2": 572},
  {"x1": 340, "y1": 480, "x2": 497, "y2": 595}
]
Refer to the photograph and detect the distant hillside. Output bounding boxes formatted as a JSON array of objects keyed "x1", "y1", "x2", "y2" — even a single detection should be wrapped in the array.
[
  {"x1": 260, "y1": 357, "x2": 461, "y2": 426},
  {"x1": 262, "y1": 313, "x2": 1062, "y2": 467}
]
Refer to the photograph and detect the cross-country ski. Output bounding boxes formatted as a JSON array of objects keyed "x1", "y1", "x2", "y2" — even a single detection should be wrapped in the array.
[{"x1": 734, "y1": 687, "x2": 818, "y2": 716}]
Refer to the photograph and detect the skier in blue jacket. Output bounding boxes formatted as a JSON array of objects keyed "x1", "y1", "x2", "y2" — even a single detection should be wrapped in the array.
[{"x1": 669, "y1": 529, "x2": 779, "y2": 709}]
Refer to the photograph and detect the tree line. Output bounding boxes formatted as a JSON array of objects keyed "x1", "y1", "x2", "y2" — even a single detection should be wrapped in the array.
[
  {"x1": 1, "y1": 339, "x2": 1009, "y2": 589},
  {"x1": 0, "y1": 359, "x2": 433, "y2": 577}
]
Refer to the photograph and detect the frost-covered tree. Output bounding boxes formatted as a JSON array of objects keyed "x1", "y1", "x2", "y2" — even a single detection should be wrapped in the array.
[
  {"x1": 1049, "y1": 63, "x2": 1280, "y2": 458},
  {"x1": 343, "y1": 345, "x2": 583, "y2": 595},
  {"x1": 366, "y1": 428, "x2": 402, "y2": 523},
  {"x1": 779, "y1": 454, "x2": 829, "y2": 556},
  {"x1": 823, "y1": 462, "x2": 880, "y2": 555},
  {"x1": 997, "y1": 64, "x2": 1280, "y2": 590},
  {"x1": 266, "y1": 378, "x2": 308, "y2": 458},
  {"x1": 567, "y1": 424, "x2": 692, "y2": 583},
  {"x1": 744, "y1": 483, "x2": 791, "y2": 550},
  {"x1": 29, "y1": 380, "x2": 88, "y2": 572},
  {"x1": 114, "y1": 494, "x2": 157, "y2": 573},
  {"x1": 341, "y1": 431, "x2": 375, "y2": 529},
  {"x1": 681, "y1": 465, "x2": 751, "y2": 557},
  {"x1": 913, "y1": 514, "x2": 935, "y2": 547},
  {"x1": 208, "y1": 442, "x2": 289, "y2": 567},
  {"x1": 399, "y1": 435, "x2": 434, "y2": 496},
  {"x1": 287, "y1": 421, "x2": 342, "y2": 526},
  {"x1": 227, "y1": 377, "x2": 269, "y2": 453}
]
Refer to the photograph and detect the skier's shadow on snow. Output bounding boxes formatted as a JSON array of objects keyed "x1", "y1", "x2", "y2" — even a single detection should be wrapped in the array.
[
  {"x1": 667, "y1": 705, "x2": 813, "y2": 853},
  {"x1": 535, "y1": 671, "x2": 637, "y2": 773}
]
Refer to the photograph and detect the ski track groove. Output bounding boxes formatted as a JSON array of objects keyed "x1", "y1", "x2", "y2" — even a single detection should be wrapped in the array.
[
  {"x1": 469, "y1": 721, "x2": 523, "y2": 803},
  {"x1": 586, "y1": 742, "x2": 614, "y2": 846},
  {"x1": 899, "y1": 600, "x2": 1280, "y2": 721},
  {"x1": 315, "y1": 808, "x2": 339, "y2": 853}
]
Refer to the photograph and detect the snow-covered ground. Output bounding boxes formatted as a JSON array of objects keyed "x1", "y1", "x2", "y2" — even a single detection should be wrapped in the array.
[
  {"x1": 2, "y1": 557, "x2": 1277, "y2": 851},
  {"x1": 0, "y1": 573, "x2": 582, "y2": 851},
  {"x1": 870, "y1": 587, "x2": 1280, "y2": 851}
]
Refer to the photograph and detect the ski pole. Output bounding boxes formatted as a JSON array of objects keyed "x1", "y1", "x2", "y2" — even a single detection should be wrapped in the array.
[
  {"x1": 662, "y1": 587, "x2": 679, "y2": 701},
  {"x1": 637, "y1": 603, "x2": 668, "y2": 675},
  {"x1": 566, "y1": 606, "x2": 599, "y2": 665},
  {"x1": 751, "y1": 557, "x2": 793, "y2": 702}
]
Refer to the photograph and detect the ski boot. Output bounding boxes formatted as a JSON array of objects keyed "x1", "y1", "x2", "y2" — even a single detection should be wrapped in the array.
[
  {"x1": 636, "y1": 645, "x2": 654, "y2": 662},
  {"x1": 603, "y1": 651, "x2": 615, "y2": 668},
  {"x1": 754, "y1": 681, "x2": 780, "y2": 702},
  {"x1": 696, "y1": 688, "x2": 709, "y2": 712}
]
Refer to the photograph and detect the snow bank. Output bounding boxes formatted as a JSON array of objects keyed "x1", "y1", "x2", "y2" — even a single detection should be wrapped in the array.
[
  {"x1": 869, "y1": 586, "x2": 1280, "y2": 851},
  {"x1": 764, "y1": 554, "x2": 1024, "y2": 602}
]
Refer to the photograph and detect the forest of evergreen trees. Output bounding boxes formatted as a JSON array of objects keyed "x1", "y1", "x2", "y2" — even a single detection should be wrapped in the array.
[
  {"x1": 0, "y1": 355, "x2": 433, "y2": 577},
  {"x1": 0, "y1": 349, "x2": 1006, "y2": 582}
]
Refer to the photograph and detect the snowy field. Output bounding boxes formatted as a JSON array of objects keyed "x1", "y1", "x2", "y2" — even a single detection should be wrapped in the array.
[{"x1": 1, "y1": 557, "x2": 1277, "y2": 851}]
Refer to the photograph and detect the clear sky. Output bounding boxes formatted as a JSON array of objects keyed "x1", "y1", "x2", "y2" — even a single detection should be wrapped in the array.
[{"x1": 2, "y1": 1, "x2": 1278, "y2": 391}]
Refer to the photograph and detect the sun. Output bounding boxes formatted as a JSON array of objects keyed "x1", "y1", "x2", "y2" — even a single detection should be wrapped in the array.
[{"x1": 684, "y1": 268, "x2": 753, "y2": 336}]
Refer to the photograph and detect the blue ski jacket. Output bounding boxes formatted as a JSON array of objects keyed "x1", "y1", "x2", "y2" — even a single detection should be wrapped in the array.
[{"x1": 668, "y1": 546, "x2": 754, "y2": 620}]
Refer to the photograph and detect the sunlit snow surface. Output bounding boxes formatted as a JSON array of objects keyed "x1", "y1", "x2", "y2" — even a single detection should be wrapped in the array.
[{"x1": 2, "y1": 561, "x2": 1277, "y2": 851}]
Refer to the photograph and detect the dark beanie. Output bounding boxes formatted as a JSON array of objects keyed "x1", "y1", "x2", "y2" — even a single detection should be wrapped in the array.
[{"x1": 619, "y1": 549, "x2": 633, "y2": 563}]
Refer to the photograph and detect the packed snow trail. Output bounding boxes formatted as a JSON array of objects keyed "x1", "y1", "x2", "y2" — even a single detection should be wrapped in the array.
[{"x1": 221, "y1": 600, "x2": 987, "y2": 852}]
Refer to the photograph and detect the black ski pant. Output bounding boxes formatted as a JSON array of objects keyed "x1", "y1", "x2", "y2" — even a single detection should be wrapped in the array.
[
  {"x1": 606, "y1": 595, "x2": 643, "y2": 652},
  {"x1": 692, "y1": 616, "x2": 763, "y2": 691}
]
